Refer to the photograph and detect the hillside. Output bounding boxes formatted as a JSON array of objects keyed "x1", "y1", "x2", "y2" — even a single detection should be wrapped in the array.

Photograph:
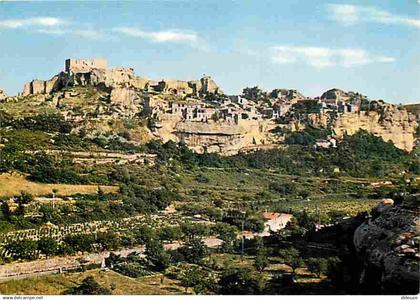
[
  {"x1": 1, "y1": 58, "x2": 418, "y2": 154},
  {"x1": 0, "y1": 58, "x2": 418, "y2": 295}
]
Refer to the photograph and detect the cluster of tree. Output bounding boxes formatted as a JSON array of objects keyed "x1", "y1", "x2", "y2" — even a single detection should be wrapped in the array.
[
  {"x1": 11, "y1": 113, "x2": 73, "y2": 134},
  {"x1": 284, "y1": 126, "x2": 331, "y2": 146},
  {"x1": 4, "y1": 231, "x2": 127, "y2": 261},
  {"x1": 64, "y1": 276, "x2": 111, "y2": 295},
  {"x1": 291, "y1": 100, "x2": 322, "y2": 114},
  {"x1": 222, "y1": 210, "x2": 265, "y2": 232},
  {"x1": 140, "y1": 129, "x2": 413, "y2": 178},
  {"x1": 4, "y1": 237, "x2": 60, "y2": 260}
]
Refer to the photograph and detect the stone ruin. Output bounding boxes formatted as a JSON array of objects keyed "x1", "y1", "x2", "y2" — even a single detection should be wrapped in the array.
[
  {"x1": 65, "y1": 58, "x2": 107, "y2": 74},
  {"x1": 19, "y1": 58, "x2": 222, "y2": 98}
]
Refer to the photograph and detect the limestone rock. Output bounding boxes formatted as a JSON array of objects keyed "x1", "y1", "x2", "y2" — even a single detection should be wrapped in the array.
[
  {"x1": 332, "y1": 108, "x2": 418, "y2": 152},
  {"x1": 321, "y1": 88, "x2": 367, "y2": 103},
  {"x1": 109, "y1": 87, "x2": 139, "y2": 107},
  {"x1": 188, "y1": 76, "x2": 222, "y2": 96},
  {"x1": 353, "y1": 198, "x2": 419, "y2": 294},
  {"x1": 0, "y1": 88, "x2": 7, "y2": 100}
]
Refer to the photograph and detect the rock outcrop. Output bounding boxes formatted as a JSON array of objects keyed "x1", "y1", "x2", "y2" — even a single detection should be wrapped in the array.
[
  {"x1": 20, "y1": 58, "x2": 221, "y2": 100},
  {"x1": 332, "y1": 106, "x2": 418, "y2": 152},
  {"x1": 353, "y1": 196, "x2": 419, "y2": 294},
  {"x1": 172, "y1": 119, "x2": 276, "y2": 154},
  {"x1": 0, "y1": 88, "x2": 7, "y2": 101},
  {"x1": 321, "y1": 88, "x2": 367, "y2": 103}
]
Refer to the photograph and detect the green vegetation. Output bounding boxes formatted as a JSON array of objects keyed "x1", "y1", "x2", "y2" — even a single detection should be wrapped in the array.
[
  {"x1": 64, "y1": 276, "x2": 111, "y2": 295},
  {"x1": 0, "y1": 105, "x2": 418, "y2": 295}
]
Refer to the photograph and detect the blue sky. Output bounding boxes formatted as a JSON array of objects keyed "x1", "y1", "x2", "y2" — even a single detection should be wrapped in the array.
[{"x1": 0, "y1": 0, "x2": 419, "y2": 103}]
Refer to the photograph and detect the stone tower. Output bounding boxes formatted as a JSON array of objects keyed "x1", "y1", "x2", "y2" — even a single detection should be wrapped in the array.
[{"x1": 65, "y1": 58, "x2": 107, "y2": 73}]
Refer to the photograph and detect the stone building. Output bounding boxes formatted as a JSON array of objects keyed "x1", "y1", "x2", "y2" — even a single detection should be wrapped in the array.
[
  {"x1": 261, "y1": 212, "x2": 293, "y2": 233},
  {"x1": 21, "y1": 76, "x2": 60, "y2": 96},
  {"x1": 65, "y1": 58, "x2": 107, "y2": 73}
]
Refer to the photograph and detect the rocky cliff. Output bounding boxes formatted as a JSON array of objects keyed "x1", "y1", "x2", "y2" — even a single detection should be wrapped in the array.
[
  {"x1": 353, "y1": 196, "x2": 419, "y2": 294},
  {"x1": 296, "y1": 104, "x2": 418, "y2": 152},
  {"x1": 333, "y1": 108, "x2": 418, "y2": 152}
]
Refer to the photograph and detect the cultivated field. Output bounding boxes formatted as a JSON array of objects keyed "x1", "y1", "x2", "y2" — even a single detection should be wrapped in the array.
[{"x1": 0, "y1": 173, "x2": 118, "y2": 197}]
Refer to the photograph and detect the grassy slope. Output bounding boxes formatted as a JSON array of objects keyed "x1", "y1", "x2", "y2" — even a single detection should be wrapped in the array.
[
  {"x1": 0, "y1": 173, "x2": 118, "y2": 197},
  {"x1": 0, "y1": 269, "x2": 184, "y2": 295}
]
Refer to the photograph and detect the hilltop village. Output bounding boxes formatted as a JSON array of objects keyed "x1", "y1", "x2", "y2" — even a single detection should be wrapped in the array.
[{"x1": 1, "y1": 58, "x2": 418, "y2": 154}]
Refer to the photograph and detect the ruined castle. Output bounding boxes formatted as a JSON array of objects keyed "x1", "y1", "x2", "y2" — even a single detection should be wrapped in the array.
[{"x1": 20, "y1": 58, "x2": 221, "y2": 98}]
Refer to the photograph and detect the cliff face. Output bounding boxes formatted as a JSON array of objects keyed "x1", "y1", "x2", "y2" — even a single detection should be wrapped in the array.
[
  {"x1": 333, "y1": 108, "x2": 418, "y2": 152},
  {"x1": 154, "y1": 118, "x2": 278, "y2": 155},
  {"x1": 295, "y1": 105, "x2": 418, "y2": 152},
  {"x1": 353, "y1": 197, "x2": 419, "y2": 294}
]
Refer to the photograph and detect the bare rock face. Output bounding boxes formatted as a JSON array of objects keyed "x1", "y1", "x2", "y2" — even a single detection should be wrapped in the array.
[
  {"x1": 172, "y1": 119, "x2": 276, "y2": 155},
  {"x1": 110, "y1": 87, "x2": 138, "y2": 105},
  {"x1": 353, "y1": 196, "x2": 419, "y2": 294},
  {"x1": 332, "y1": 106, "x2": 418, "y2": 152}
]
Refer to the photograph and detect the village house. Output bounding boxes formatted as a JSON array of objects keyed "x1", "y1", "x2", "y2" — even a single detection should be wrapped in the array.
[
  {"x1": 261, "y1": 212, "x2": 293, "y2": 235},
  {"x1": 314, "y1": 138, "x2": 337, "y2": 149}
]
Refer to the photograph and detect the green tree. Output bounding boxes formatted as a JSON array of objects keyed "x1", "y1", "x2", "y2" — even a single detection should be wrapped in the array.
[
  {"x1": 178, "y1": 238, "x2": 209, "y2": 264},
  {"x1": 306, "y1": 257, "x2": 329, "y2": 278},
  {"x1": 254, "y1": 247, "x2": 269, "y2": 272},
  {"x1": 158, "y1": 226, "x2": 182, "y2": 243},
  {"x1": 64, "y1": 276, "x2": 111, "y2": 295},
  {"x1": 15, "y1": 191, "x2": 34, "y2": 205},
  {"x1": 144, "y1": 239, "x2": 171, "y2": 271},
  {"x1": 278, "y1": 247, "x2": 304, "y2": 274},
  {"x1": 97, "y1": 186, "x2": 106, "y2": 201},
  {"x1": 242, "y1": 86, "x2": 265, "y2": 102},
  {"x1": 38, "y1": 237, "x2": 59, "y2": 258},
  {"x1": 218, "y1": 267, "x2": 265, "y2": 295},
  {"x1": 96, "y1": 232, "x2": 121, "y2": 251},
  {"x1": 39, "y1": 204, "x2": 55, "y2": 222},
  {"x1": 179, "y1": 265, "x2": 202, "y2": 294},
  {"x1": 214, "y1": 223, "x2": 237, "y2": 253},
  {"x1": 5, "y1": 239, "x2": 38, "y2": 260},
  {"x1": 63, "y1": 234, "x2": 94, "y2": 254}
]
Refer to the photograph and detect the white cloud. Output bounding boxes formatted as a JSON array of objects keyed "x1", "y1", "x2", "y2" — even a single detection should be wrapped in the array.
[
  {"x1": 0, "y1": 17, "x2": 63, "y2": 28},
  {"x1": 36, "y1": 29, "x2": 66, "y2": 35},
  {"x1": 270, "y1": 46, "x2": 395, "y2": 68},
  {"x1": 36, "y1": 28, "x2": 103, "y2": 39},
  {"x1": 113, "y1": 27, "x2": 198, "y2": 43},
  {"x1": 327, "y1": 4, "x2": 420, "y2": 28}
]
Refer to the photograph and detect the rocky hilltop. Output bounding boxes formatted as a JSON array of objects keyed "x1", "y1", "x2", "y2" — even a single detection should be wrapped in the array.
[{"x1": 1, "y1": 58, "x2": 418, "y2": 154}]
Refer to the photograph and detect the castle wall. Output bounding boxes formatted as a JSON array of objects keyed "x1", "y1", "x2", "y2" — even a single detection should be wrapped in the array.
[{"x1": 65, "y1": 58, "x2": 107, "y2": 73}]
